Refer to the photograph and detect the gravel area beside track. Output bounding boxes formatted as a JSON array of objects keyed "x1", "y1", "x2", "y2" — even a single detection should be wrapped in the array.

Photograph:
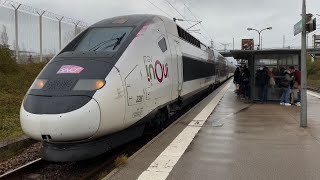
[{"x1": 0, "y1": 142, "x2": 41, "y2": 175}]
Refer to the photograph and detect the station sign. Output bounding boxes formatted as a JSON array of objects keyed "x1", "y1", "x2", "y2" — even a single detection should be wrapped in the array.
[
  {"x1": 241, "y1": 39, "x2": 254, "y2": 50},
  {"x1": 294, "y1": 20, "x2": 302, "y2": 36},
  {"x1": 294, "y1": 14, "x2": 316, "y2": 36}
]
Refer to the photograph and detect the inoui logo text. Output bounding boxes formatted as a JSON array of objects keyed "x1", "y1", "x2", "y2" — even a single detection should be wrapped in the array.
[
  {"x1": 57, "y1": 65, "x2": 84, "y2": 74},
  {"x1": 145, "y1": 60, "x2": 169, "y2": 83}
]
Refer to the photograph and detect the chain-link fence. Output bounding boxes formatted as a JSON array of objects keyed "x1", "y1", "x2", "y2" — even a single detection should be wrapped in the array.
[{"x1": 0, "y1": 0, "x2": 89, "y2": 63}]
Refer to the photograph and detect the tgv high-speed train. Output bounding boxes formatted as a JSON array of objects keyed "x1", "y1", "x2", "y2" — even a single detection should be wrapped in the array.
[{"x1": 20, "y1": 14, "x2": 235, "y2": 162}]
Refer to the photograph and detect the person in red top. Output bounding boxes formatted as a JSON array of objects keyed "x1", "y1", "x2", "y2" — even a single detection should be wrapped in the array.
[{"x1": 289, "y1": 66, "x2": 301, "y2": 106}]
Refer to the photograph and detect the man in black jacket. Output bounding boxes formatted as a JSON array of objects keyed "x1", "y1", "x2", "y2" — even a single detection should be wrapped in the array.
[{"x1": 256, "y1": 66, "x2": 270, "y2": 103}]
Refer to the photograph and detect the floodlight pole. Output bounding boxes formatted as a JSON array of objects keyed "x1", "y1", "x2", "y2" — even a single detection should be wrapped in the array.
[
  {"x1": 247, "y1": 27, "x2": 272, "y2": 50},
  {"x1": 300, "y1": 0, "x2": 307, "y2": 127}
]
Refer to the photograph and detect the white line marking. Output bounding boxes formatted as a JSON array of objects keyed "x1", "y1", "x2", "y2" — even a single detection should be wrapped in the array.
[
  {"x1": 308, "y1": 90, "x2": 320, "y2": 99},
  {"x1": 137, "y1": 81, "x2": 232, "y2": 180},
  {"x1": 103, "y1": 84, "x2": 212, "y2": 180}
]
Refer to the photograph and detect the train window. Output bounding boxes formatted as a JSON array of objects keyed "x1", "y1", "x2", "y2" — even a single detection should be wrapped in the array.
[
  {"x1": 178, "y1": 26, "x2": 183, "y2": 37},
  {"x1": 72, "y1": 27, "x2": 133, "y2": 52},
  {"x1": 176, "y1": 25, "x2": 201, "y2": 48},
  {"x1": 183, "y1": 56, "x2": 215, "y2": 81},
  {"x1": 158, "y1": 37, "x2": 167, "y2": 52}
]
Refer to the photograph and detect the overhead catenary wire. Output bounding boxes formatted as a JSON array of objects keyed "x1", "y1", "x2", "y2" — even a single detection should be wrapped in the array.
[
  {"x1": 177, "y1": 0, "x2": 212, "y2": 40},
  {"x1": 145, "y1": 0, "x2": 212, "y2": 46},
  {"x1": 164, "y1": 0, "x2": 196, "y2": 33},
  {"x1": 172, "y1": 0, "x2": 212, "y2": 46},
  {"x1": 145, "y1": 0, "x2": 173, "y2": 18},
  {"x1": 166, "y1": 0, "x2": 211, "y2": 46}
]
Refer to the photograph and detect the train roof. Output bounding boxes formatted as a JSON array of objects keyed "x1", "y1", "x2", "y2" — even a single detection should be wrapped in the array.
[{"x1": 92, "y1": 14, "x2": 157, "y2": 27}]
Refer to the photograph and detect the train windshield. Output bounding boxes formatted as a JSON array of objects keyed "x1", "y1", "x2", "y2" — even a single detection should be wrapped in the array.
[{"x1": 73, "y1": 27, "x2": 133, "y2": 52}]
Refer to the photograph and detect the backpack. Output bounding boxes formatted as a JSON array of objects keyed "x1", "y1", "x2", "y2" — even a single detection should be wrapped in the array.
[
  {"x1": 241, "y1": 71, "x2": 250, "y2": 82},
  {"x1": 255, "y1": 69, "x2": 267, "y2": 86},
  {"x1": 279, "y1": 77, "x2": 289, "y2": 88},
  {"x1": 279, "y1": 72, "x2": 291, "y2": 88}
]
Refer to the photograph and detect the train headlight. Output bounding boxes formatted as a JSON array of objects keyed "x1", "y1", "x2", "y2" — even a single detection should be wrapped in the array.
[
  {"x1": 31, "y1": 79, "x2": 48, "y2": 89},
  {"x1": 73, "y1": 79, "x2": 106, "y2": 91}
]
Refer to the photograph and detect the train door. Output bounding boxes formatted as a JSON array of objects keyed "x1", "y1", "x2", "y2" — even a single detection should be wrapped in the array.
[
  {"x1": 174, "y1": 40, "x2": 183, "y2": 96},
  {"x1": 215, "y1": 61, "x2": 221, "y2": 83}
]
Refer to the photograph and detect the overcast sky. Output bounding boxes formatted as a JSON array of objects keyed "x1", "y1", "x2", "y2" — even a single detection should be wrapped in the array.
[{"x1": 3, "y1": 0, "x2": 320, "y2": 50}]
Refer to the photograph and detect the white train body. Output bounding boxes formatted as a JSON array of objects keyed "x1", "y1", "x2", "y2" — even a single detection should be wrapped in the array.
[{"x1": 20, "y1": 15, "x2": 235, "y2": 161}]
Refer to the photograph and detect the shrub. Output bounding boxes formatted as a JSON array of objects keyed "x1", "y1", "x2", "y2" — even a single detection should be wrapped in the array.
[{"x1": 0, "y1": 45, "x2": 18, "y2": 74}]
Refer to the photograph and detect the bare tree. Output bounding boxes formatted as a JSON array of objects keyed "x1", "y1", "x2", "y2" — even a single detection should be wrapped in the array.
[{"x1": 1, "y1": 25, "x2": 9, "y2": 46}]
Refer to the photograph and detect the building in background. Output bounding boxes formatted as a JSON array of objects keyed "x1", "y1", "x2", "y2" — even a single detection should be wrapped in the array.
[{"x1": 312, "y1": 34, "x2": 320, "y2": 61}]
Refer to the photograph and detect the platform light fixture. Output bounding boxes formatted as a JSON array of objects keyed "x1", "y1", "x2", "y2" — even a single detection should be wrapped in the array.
[{"x1": 247, "y1": 27, "x2": 272, "y2": 50}]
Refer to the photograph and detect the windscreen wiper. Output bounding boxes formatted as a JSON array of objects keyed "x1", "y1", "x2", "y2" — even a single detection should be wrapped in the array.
[
  {"x1": 113, "y1": 33, "x2": 126, "y2": 50},
  {"x1": 88, "y1": 38, "x2": 117, "y2": 51}
]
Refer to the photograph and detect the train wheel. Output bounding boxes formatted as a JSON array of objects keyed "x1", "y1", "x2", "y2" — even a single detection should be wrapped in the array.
[{"x1": 155, "y1": 109, "x2": 167, "y2": 132}]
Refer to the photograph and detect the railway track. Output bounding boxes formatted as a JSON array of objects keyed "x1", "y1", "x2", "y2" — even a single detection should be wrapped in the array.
[
  {"x1": 0, "y1": 135, "x2": 154, "y2": 180},
  {"x1": 1, "y1": 83, "x2": 318, "y2": 180},
  {"x1": 0, "y1": 158, "x2": 43, "y2": 179}
]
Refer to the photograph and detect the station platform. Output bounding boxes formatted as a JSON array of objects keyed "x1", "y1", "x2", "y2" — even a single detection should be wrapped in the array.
[{"x1": 104, "y1": 80, "x2": 320, "y2": 180}]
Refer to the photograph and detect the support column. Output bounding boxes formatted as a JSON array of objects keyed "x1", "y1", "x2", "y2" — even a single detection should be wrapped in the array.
[
  {"x1": 37, "y1": 11, "x2": 45, "y2": 62},
  {"x1": 11, "y1": 4, "x2": 21, "y2": 62},
  {"x1": 73, "y1": 21, "x2": 80, "y2": 36},
  {"x1": 56, "y1": 16, "x2": 64, "y2": 50},
  {"x1": 233, "y1": 37, "x2": 234, "y2": 50},
  {"x1": 300, "y1": 0, "x2": 307, "y2": 127}
]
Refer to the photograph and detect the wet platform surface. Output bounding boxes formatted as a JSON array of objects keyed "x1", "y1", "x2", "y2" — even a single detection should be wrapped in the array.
[
  {"x1": 167, "y1": 88, "x2": 320, "y2": 180},
  {"x1": 105, "y1": 82, "x2": 320, "y2": 180}
]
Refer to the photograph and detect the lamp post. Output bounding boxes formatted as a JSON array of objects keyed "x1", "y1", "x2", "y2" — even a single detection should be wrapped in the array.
[{"x1": 247, "y1": 27, "x2": 272, "y2": 50}]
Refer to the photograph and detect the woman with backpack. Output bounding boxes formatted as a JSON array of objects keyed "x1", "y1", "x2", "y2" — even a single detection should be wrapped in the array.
[{"x1": 279, "y1": 68, "x2": 294, "y2": 106}]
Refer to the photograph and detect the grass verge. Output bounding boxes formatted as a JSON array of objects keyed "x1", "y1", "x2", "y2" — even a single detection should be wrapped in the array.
[{"x1": 0, "y1": 63, "x2": 45, "y2": 141}]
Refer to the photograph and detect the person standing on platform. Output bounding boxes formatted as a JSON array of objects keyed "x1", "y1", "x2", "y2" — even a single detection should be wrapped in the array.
[
  {"x1": 233, "y1": 67, "x2": 241, "y2": 94},
  {"x1": 256, "y1": 66, "x2": 270, "y2": 103},
  {"x1": 279, "y1": 68, "x2": 293, "y2": 106},
  {"x1": 289, "y1": 66, "x2": 301, "y2": 106},
  {"x1": 240, "y1": 65, "x2": 251, "y2": 100}
]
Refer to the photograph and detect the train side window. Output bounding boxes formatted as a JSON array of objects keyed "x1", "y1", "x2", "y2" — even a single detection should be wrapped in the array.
[{"x1": 158, "y1": 37, "x2": 167, "y2": 52}]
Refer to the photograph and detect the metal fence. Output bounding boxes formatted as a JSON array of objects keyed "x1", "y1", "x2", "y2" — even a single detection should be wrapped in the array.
[{"x1": 0, "y1": 0, "x2": 89, "y2": 63}]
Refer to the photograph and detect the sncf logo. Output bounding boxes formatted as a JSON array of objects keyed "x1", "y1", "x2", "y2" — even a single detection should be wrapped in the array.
[
  {"x1": 145, "y1": 60, "x2": 169, "y2": 83},
  {"x1": 57, "y1": 65, "x2": 84, "y2": 74}
]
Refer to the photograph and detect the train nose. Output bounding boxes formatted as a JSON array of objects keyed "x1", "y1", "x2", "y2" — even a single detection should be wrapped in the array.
[{"x1": 20, "y1": 96, "x2": 101, "y2": 142}]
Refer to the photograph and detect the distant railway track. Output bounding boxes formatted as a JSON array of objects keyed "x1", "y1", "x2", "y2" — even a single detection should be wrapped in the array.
[{"x1": 308, "y1": 86, "x2": 320, "y2": 93}]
